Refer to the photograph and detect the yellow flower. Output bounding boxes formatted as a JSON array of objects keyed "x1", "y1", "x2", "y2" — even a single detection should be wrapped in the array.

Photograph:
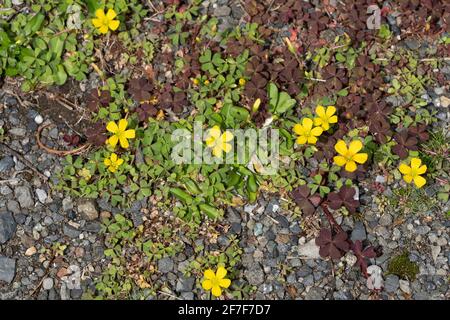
[
  {"x1": 106, "y1": 119, "x2": 136, "y2": 149},
  {"x1": 192, "y1": 78, "x2": 200, "y2": 86},
  {"x1": 333, "y1": 140, "x2": 368, "y2": 172},
  {"x1": 399, "y1": 157, "x2": 427, "y2": 188},
  {"x1": 293, "y1": 118, "x2": 323, "y2": 145},
  {"x1": 78, "y1": 168, "x2": 91, "y2": 181},
  {"x1": 239, "y1": 78, "x2": 246, "y2": 86},
  {"x1": 204, "y1": 80, "x2": 210, "y2": 85},
  {"x1": 314, "y1": 105, "x2": 338, "y2": 131},
  {"x1": 202, "y1": 266, "x2": 231, "y2": 297},
  {"x1": 92, "y1": 8, "x2": 120, "y2": 34},
  {"x1": 104, "y1": 153, "x2": 124, "y2": 173},
  {"x1": 205, "y1": 125, "x2": 234, "y2": 158},
  {"x1": 252, "y1": 98, "x2": 261, "y2": 113}
]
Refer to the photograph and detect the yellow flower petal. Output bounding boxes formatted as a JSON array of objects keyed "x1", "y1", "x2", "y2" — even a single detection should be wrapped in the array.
[
  {"x1": 124, "y1": 129, "x2": 135, "y2": 139},
  {"x1": 329, "y1": 115, "x2": 338, "y2": 124},
  {"x1": 110, "y1": 153, "x2": 117, "y2": 162},
  {"x1": 333, "y1": 155, "x2": 347, "y2": 167},
  {"x1": 320, "y1": 122, "x2": 330, "y2": 131},
  {"x1": 211, "y1": 286, "x2": 222, "y2": 297},
  {"x1": 104, "y1": 158, "x2": 111, "y2": 166},
  {"x1": 403, "y1": 174, "x2": 413, "y2": 183},
  {"x1": 106, "y1": 9, "x2": 117, "y2": 20},
  {"x1": 353, "y1": 153, "x2": 368, "y2": 164},
  {"x1": 313, "y1": 117, "x2": 323, "y2": 127},
  {"x1": 399, "y1": 164, "x2": 411, "y2": 175},
  {"x1": 92, "y1": 18, "x2": 103, "y2": 28},
  {"x1": 308, "y1": 136, "x2": 318, "y2": 144},
  {"x1": 108, "y1": 166, "x2": 116, "y2": 173},
  {"x1": 204, "y1": 269, "x2": 215, "y2": 280},
  {"x1": 216, "y1": 267, "x2": 227, "y2": 279},
  {"x1": 208, "y1": 126, "x2": 222, "y2": 139},
  {"x1": 334, "y1": 140, "x2": 348, "y2": 156},
  {"x1": 315, "y1": 105, "x2": 325, "y2": 117},
  {"x1": 205, "y1": 137, "x2": 216, "y2": 147},
  {"x1": 99, "y1": 25, "x2": 109, "y2": 34},
  {"x1": 311, "y1": 127, "x2": 323, "y2": 137},
  {"x1": 119, "y1": 137, "x2": 129, "y2": 149},
  {"x1": 410, "y1": 157, "x2": 422, "y2": 169},
  {"x1": 118, "y1": 119, "x2": 128, "y2": 132},
  {"x1": 293, "y1": 123, "x2": 305, "y2": 135},
  {"x1": 413, "y1": 175, "x2": 426, "y2": 188},
  {"x1": 219, "y1": 278, "x2": 231, "y2": 288},
  {"x1": 221, "y1": 131, "x2": 234, "y2": 143},
  {"x1": 117, "y1": 158, "x2": 124, "y2": 166},
  {"x1": 212, "y1": 145, "x2": 223, "y2": 158},
  {"x1": 326, "y1": 106, "x2": 336, "y2": 117},
  {"x1": 302, "y1": 118, "x2": 313, "y2": 130},
  {"x1": 202, "y1": 279, "x2": 212, "y2": 290},
  {"x1": 108, "y1": 135, "x2": 118, "y2": 148},
  {"x1": 106, "y1": 121, "x2": 118, "y2": 133},
  {"x1": 417, "y1": 165, "x2": 427, "y2": 175},
  {"x1": 296, "y1": 136, "x2": 307, "y2": 145},
  {"x1": 345, "y1": 160, "x2": 357, "y2": 172},
  {"x1": 95, "y1": 9, "x2": 106, "y2": 19},
  {"x1": 109, "y1": 20, "x2": 120, "y2": 31},
  {"x1": 222, "y1": 143, "x2": 232, "y2": 153},
  {"x1": 348, "y1": 140, "x2": 363, "y2": 155}
]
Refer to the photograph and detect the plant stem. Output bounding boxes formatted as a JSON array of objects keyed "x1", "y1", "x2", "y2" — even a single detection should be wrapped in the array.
[{"x1": 321, "y1": 203, "x2": 344, "y2": 234}]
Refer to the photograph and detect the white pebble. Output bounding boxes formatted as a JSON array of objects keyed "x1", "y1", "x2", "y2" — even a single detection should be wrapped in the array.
[
  {"x1": 42, "y1": 278, "x2": 54, "y2": 290},
  {"x1": 34, "y1": 115, "x2": 43, "y2": 125}
]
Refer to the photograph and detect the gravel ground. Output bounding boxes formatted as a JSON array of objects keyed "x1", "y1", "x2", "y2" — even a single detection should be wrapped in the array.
[
  {"x1": 1, "y1": 1, "x2": 449, "y2": 300},
  {"x1": 0, "y1": 95, "x2": 104, "y2": 300},
  {"x1": 0, "y1": 89, "x2": 448, "y2": 300}
]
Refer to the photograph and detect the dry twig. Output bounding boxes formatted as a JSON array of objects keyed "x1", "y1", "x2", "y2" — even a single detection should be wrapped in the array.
[
  {"x1": 36, "y1": 124, "x2": 90, "y2": 157},
  {"x1": 0, "y1": 143, "x2": 48, "y2": 181}
]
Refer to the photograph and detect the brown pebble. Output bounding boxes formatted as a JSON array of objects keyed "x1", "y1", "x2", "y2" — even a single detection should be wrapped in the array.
[{"x1": 100, "y1": 211, "x2": 111, "y2": 219}]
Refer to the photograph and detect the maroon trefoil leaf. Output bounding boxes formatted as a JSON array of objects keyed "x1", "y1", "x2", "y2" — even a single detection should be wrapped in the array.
[
  {"x1": 327, "y1": 186, "x2": 359, "y2": 213},
  {"x1": 136, "y1": 103, "x2": 158, "y2": 122},
  {"x1": 86, "y1": 88, "x2": 111, "y2": 112},
  {"x1": 315, "y1": 228, "x2": 350, "y2": 260},
  {"x1": 351, "y1": 240, "x2": 377, "y2": 276},
  {"x1": 392, "y1": 130, "x2": 418, "y2": 159},
  {"x1": 128, "y1": 77, "x2": 154, "y2": 102},
  {"x1": 85, "y1": 122, "x2": 107, "y2": 147},
  {"x1": 63, "y1": 134, "x2": 81, "y2": 147},
  {"x1": 291, "y1": 185, "x2": 321, "y2": 216}
]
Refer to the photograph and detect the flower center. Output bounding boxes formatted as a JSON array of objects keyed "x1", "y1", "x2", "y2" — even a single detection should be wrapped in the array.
[
  {"x1": 344, "y1": 151, "x2": 355, "y2": 161},
  {"x1": 117, "y1": 130, "x2": 125, "y2": 140},
  {"x1": 210, "y1": 277, "x2": 220, "y2": 288},
  {"x1": 303, "y1": 129, "x2": 312, "y2": 138},
  {"x1": 209, "y1": 137, "x2": 219, "y2": 147}
]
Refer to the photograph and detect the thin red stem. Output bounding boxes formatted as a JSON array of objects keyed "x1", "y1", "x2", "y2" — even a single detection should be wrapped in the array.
[{"x1": 321, "y1": 202, "x2": 344, "y2": 234}]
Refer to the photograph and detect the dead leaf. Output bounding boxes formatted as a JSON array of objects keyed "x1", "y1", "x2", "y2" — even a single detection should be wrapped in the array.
[
  {"x1": 137, "y1": 275, "x2": 151, "y2": 289},
  {"x1": 156, "y1": 110, "x2": 165, "y2": 120},
  {"x1": 286, "y1": 285, "x2": 297, "y2": 298},
  {"x1": 57, "y1": 267, "x2": 69, "y2": 278},
  {"x1": 144, "y1": 64, "x2": 155, "y2": 79}
]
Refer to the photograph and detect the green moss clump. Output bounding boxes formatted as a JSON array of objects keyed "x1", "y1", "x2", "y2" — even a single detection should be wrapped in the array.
[{"x1": 387, "y1": 251, "x2": 420, "y2": 280}]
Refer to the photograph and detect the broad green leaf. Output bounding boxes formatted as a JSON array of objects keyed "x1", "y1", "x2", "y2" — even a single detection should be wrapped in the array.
[
  {"x1": 268, "y1": 82, "x2": 279, "y2": 111},
  {"x1": 49, "y1": 35, "x2": 66, "y2": 59},
  {"x1": 275, "y1": 92, "x2": 296, "y2": 114},
  {"x1": 54, "y1": 64, "x2": 67, "y2": 85}
]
